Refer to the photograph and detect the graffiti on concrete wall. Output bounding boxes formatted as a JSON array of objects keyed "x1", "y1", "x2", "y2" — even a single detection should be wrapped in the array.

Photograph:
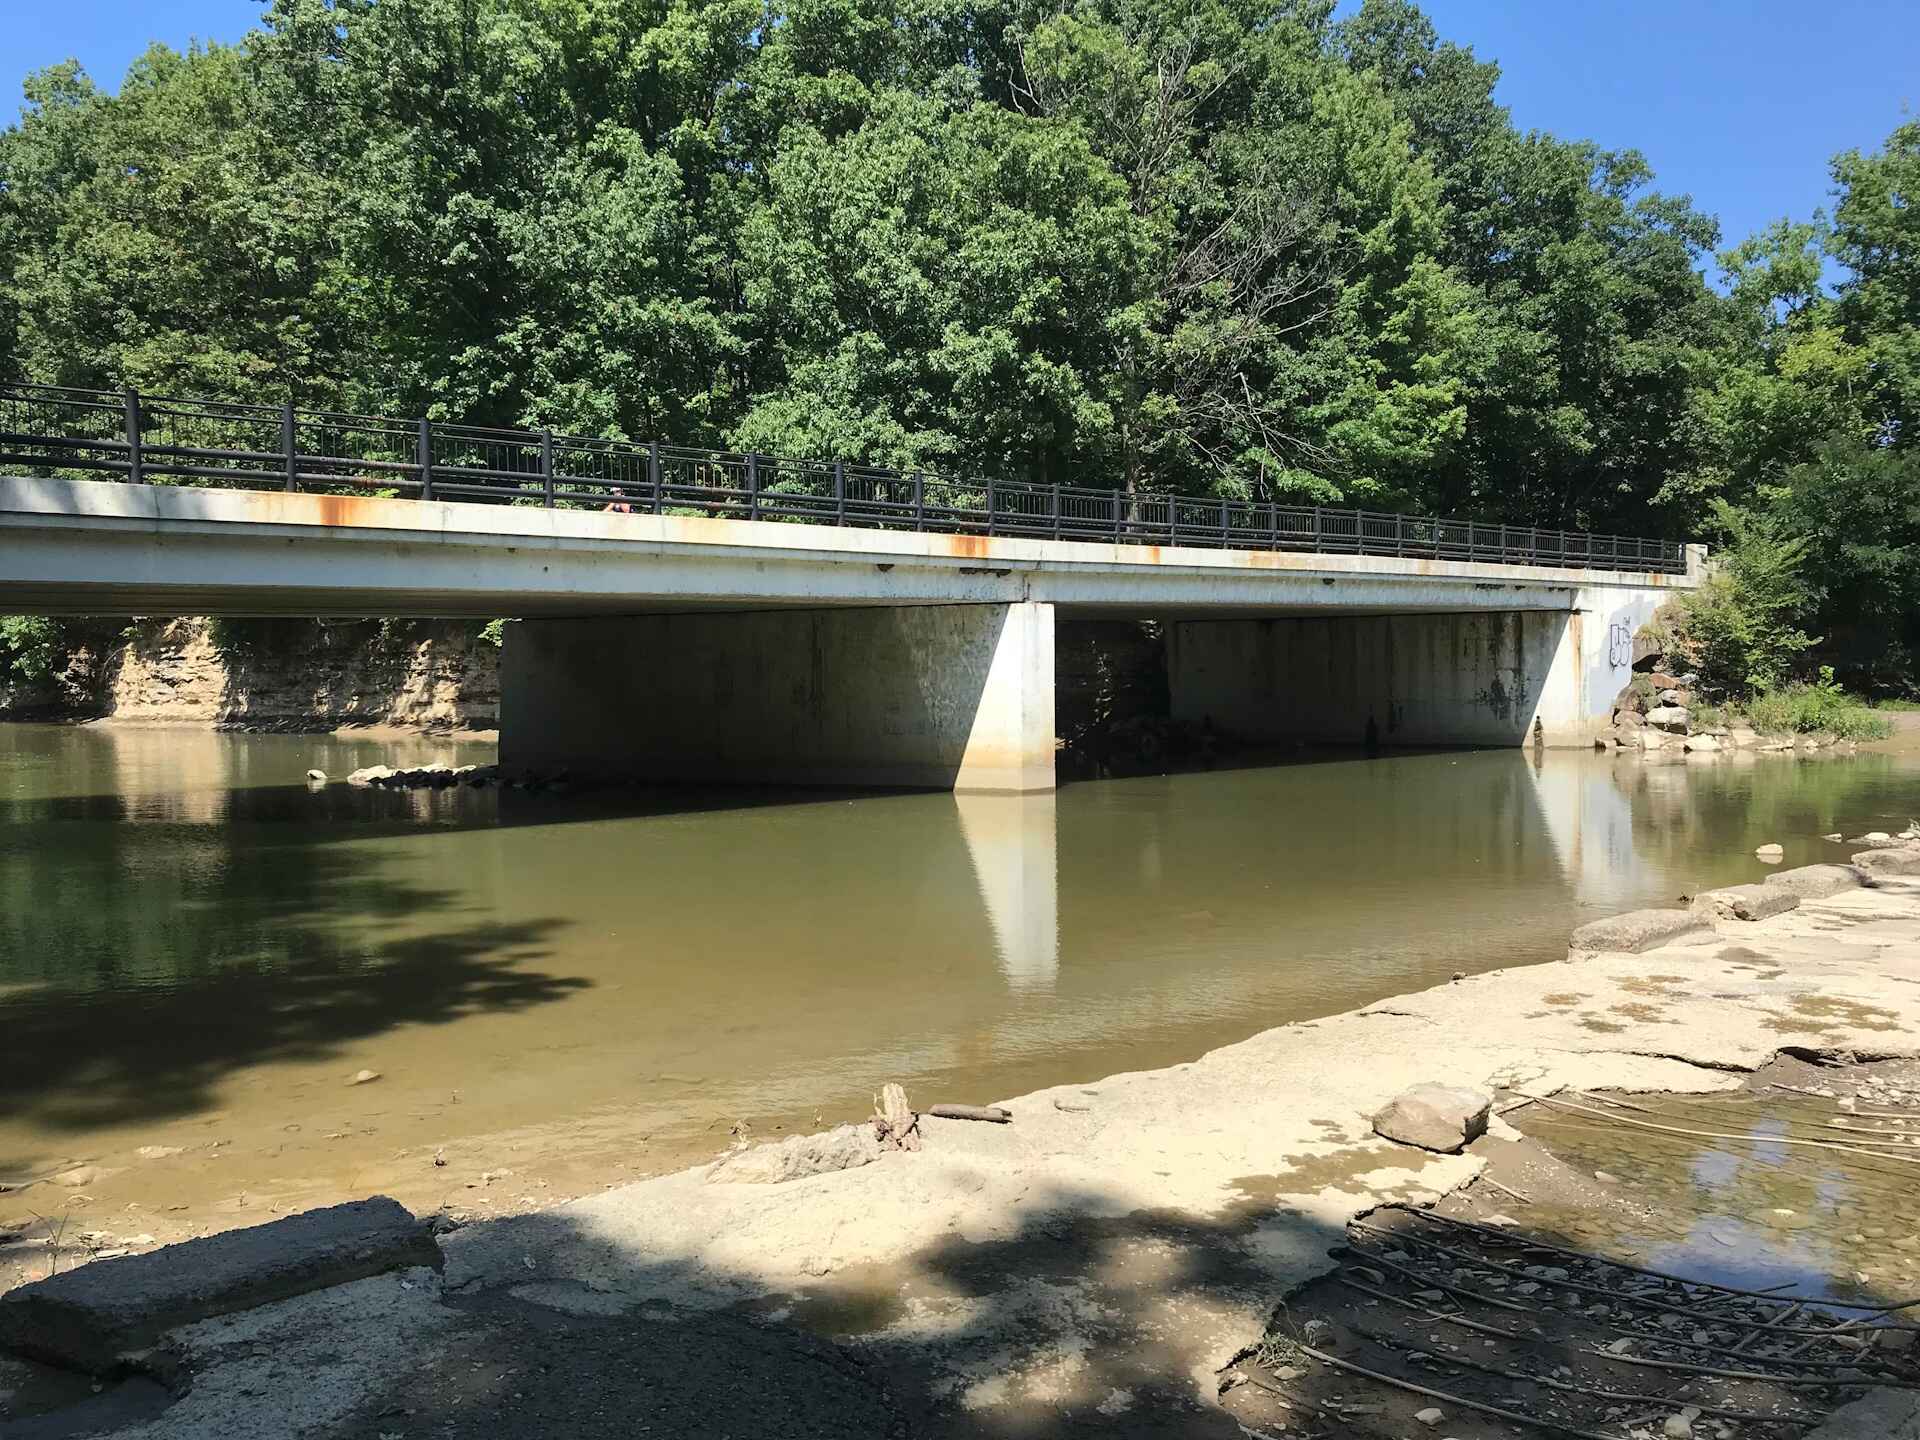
[{"x1": 1607, "y1": 620, "x2": 1635, "y2": 672}]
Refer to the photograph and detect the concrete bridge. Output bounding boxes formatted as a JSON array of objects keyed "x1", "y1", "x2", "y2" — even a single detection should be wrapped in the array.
[{"x1": 0, "y1": 475, "x2": 1702, "y2": 792}]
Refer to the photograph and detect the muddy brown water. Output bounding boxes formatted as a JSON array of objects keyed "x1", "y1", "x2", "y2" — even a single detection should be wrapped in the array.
[{"x1": 6, "y1": 723, "x2": 1920, "y2": 1270}]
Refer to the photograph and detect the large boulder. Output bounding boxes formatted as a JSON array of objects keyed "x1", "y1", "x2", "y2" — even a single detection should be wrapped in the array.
[
  {"x1": 1691, "y1": 884, "x2": 1800, "y2": 922},
  {"x1": 346, "y1": 765, "x2": 394, "y2": 786},
  {"x1": 705, "y1": 1124, "x2": 883, "y2": 1185},
  {"x1": 1631, "y1": 633, "x2": 1664, "y2": 671},
  {"x1": 1765, "y1": 864, "x2": 1866, "y2": 900},
  {"x1": 1854, "y1": 846, "x2": 1920, "y2": 878},
  {"x1": 1645, "y1": 706, "x2": 1691, "y2": 734},
  {"x1": 1683, "y1": 734, "x2": 1722, "y2": 754},
  {"x1": 1569, "y1": 908, "x2": 1714, "y2": 955},
  {"x1": 1372, "y1": 1085, "x2": 1491, "y2": 1155}
]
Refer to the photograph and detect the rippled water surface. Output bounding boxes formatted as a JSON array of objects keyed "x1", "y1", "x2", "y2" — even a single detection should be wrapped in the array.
[{"x1": 5, "y1": 723, "x2": 1920, "y2": 1230}]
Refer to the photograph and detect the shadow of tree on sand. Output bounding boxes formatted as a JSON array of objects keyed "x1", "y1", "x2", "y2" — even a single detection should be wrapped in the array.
[{"x1": 323, "y1": 1181, "x2": 1348, "y2": 1440}]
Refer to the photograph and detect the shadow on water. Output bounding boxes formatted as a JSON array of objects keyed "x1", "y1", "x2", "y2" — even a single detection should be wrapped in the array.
[{"x1": 0, "y1": 830, "x2": 585, "y2": 1167}]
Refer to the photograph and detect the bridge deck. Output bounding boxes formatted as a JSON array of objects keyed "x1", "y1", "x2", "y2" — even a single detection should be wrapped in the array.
[{"x1": 0, "y1": 476, "x2": 1701, "y2": 619}]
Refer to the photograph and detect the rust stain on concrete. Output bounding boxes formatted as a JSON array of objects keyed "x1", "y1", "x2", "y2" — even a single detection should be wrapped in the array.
[
  {"x1": 942, "y1": 534, "x2": 992, "y2": 560},
  {"x1": 313, "y1": 493, "x2": 383, "y2": 527}
]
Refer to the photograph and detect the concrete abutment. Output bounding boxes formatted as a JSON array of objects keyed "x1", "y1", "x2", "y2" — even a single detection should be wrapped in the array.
[
  {"x1": 1166, "y1": 589, "x2": 1669, "y2": 750},
  {"x1": 501, "y1": 601, "x2": 1056, "y2": 793}
]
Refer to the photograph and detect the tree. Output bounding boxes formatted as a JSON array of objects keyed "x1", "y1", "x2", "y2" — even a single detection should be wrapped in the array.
[
  {"x1": 1828, "y1": 121, "x2": 1920, "y2": 446},
  {"x1": 1668, "y1": 500, "x2": 1816, "y2": 696}
]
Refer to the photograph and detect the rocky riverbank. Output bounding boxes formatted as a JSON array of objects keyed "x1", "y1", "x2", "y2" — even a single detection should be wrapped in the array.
[
  {"x1": 0, "y1": 617, "x2": 500, "y2": 732},
  {"x1": 7, "y1": 828, "x2": 1920, "y2": 1436}
]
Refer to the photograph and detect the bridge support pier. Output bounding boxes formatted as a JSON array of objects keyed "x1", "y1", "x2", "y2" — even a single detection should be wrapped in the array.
[
  {"x1": 1165, "y1": 602, "x2": 1653, "y2": 749},
  {"x1": 500, "y1": 602, "x2": 1055, "y2": 793}
]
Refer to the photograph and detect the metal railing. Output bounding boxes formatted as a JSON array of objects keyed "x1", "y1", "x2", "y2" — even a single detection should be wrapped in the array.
[{"x1": 0, "y1": 381, "x2": 1689, "y2": 573}]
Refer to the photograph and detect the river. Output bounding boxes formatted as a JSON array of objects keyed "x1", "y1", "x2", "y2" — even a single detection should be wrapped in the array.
[{"x1": 5, "y1": 722, "x2": 1919, "y2": 1255}]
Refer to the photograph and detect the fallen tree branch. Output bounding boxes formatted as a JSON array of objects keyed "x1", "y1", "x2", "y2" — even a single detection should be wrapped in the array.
[{"x1": 925, "y1": 1104, "x2": 1012, "y2": 1123}]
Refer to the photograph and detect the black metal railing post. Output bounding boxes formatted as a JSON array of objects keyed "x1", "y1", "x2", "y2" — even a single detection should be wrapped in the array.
[
  {"x1": 0, "y1": 378, "x2": 1685, "y2": 573},
  {"x1": 124, "y1": 388, "x2": 144, "y2": 484}
]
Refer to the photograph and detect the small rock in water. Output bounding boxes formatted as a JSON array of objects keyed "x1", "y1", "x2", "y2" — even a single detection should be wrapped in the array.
[
  {"x1": 1866, "y1": 830, "x2": 1892, "y2": 842},
  {"x1": 348, "y1": 1068, "x2": 381, "y2": 1086},
  {"x1": 1823, "y1": 832, "x2": 1844, "y2": 841},
  {"x1": 53, "y1": 1165, "x2": 98, "y2": 1187},
  {"x1": 1414, "y1": 1406, "x2": 1445, "y2": 1427},
  {"x1": 1594, "y1": 1169, "x2": 1620, "y2": 1184},
  {"x1": 1664, "y1": 1405, "x2": 1701, "y2": 1438},
  {"x1": 135, "y1": 1145, "x2": 183, "y2": 1160},
  {"x1": 305, "y1": 768, "x2": 328, "y2": 784},
  {"x1": 1754, "y1": 843, "x2": 1784, "y2": 861}
]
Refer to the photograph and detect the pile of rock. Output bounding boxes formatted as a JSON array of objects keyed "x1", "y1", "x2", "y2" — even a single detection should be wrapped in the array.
[
  {"x1": 1598, "y1": 628, "x2": 1844, "y2": 756},
  {"x1": 343, "y1": 762, "x2": 500, "y2": 790}
]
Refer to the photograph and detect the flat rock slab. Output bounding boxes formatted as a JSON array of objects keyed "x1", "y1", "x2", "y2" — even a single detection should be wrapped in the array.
[
  {"x1": 1805, "y1": 1387, "x2": 1920, "y2": 1439},
  {"x1": 706, "y1": 1124, "x2": 881, "y2": 1185},
  {"x1": 1692, "y1": 883, "x2": 1800, "y2": 922},
  {"x1": 1372, "y1": 1083, "x2": 1490, "y2": 1154},
  {"x1": 1855, "y1": 847, "x2": 1920, "y2": 877},
  {"x1": 1568, "y1": 908, "x2": 1714, "y2": 955},
  {"x1": 1765, "y1": 864, "x2": 1866, "y2": 900},
  {"x1": 0, "y1": 1196, "x2": 439, "y2": 1374}
]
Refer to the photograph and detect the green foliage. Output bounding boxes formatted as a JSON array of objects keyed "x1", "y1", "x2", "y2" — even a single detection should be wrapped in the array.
[
  {"x1": 0, "y1": 0, "x2": 1913, "y2": 698},
  {"x1": 0, "y1": 0, "x2": 1730, "y2": 519},
  {"x1": 1742, "y1": 670, "x2": 1891, "y2": 740},
  {"x1": 0, "y1": 616, "x2": 64, "y2": 683},
  {"x1": 1668, "y1": 501, "x2": 1815, "y2": 696},
  {"x1": 479, "y1": 619, "x2": 507, "y2": 648}
]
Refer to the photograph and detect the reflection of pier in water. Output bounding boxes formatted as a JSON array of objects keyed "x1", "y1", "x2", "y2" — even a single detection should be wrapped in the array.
[
  {"x1": 955, "y1": 794, "x2": 1060, "y2": 993},
  {"x1": 1524, "y1": 751, "x2": 1653, "y2": 908}
]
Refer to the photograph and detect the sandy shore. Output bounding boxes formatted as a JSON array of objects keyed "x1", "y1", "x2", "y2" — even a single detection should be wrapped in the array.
[{"x1": 11, "y1": 846, "x2": 1913, "y2": 1438}]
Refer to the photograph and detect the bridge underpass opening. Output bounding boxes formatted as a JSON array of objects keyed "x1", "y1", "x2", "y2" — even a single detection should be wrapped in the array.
[
  {"x1": 500, "y1": 589, "x2": 1663, "y2": 795},
  {"x1": 1163, "y1": 608, "x2": 1595, "y2": 751},
  {"x1": 500, "y1": 603, "x2": 1056, "y2": 794}
]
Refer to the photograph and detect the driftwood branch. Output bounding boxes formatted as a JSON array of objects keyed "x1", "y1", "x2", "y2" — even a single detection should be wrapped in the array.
[
  {"x1": 872, "y1": 1083, "x2": 921, "y2": 1152},
  {"x1": 926, "y1": 1104, "x2": 1012, "y2": 1124}
]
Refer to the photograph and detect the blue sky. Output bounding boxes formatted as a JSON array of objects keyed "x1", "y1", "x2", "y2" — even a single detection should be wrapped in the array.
[{"x1": 5, "y1": 0, "x2": 1916, "y2": 274}]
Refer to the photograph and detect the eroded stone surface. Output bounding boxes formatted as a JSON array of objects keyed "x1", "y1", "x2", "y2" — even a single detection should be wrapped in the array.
[
  {"x1": 1692, "y1": 884, "x2": 1800, "y2": 922},
  {"x1": 1371, "y1": 1085, "x2": 1491, "y2": 1154},
  {"x1": 1765, "y1": 864, "x2": 1865, "y2": 900},
  {"x1": 0, "y1": 1197, "x2": 439, "y2": 1374},
  {"x1": 1568, "y1": 908, "x2": 1713, "y2": 954},
  {"x1": 705, "y1": 1124, "x2": 882, "y2": 1185}
]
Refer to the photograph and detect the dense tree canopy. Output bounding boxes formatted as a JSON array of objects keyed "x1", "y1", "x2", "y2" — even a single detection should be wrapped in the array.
[{"x1": 0, "y1": 0, "x2": 1915, "y2": 684}]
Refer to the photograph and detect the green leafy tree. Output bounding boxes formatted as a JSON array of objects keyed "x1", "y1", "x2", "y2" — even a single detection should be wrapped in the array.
[{"x1": 1670, "y1": 501, "x2": 1816, "y2": 696}]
